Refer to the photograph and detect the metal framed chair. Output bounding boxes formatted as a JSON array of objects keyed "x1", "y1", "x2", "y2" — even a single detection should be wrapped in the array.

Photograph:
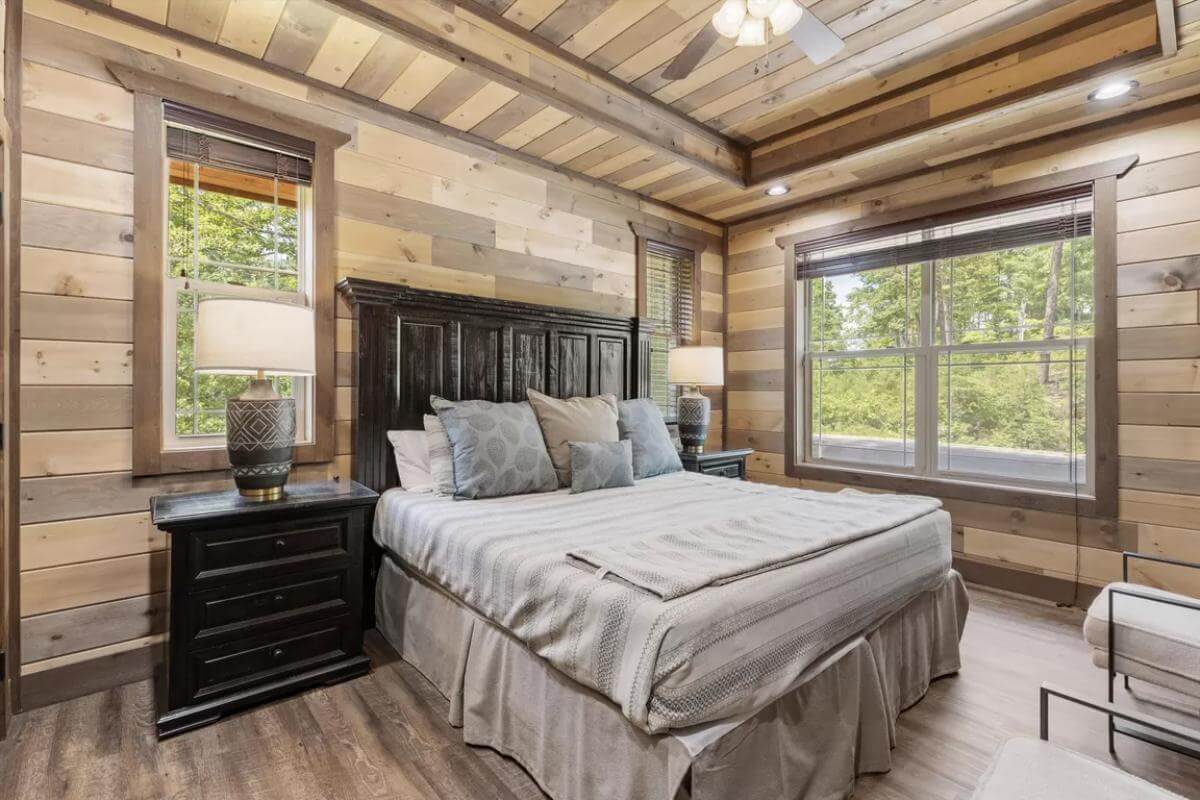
[
  {"x1": 1084, "y1": 552, "x2": 1200, "y2": 758},
  {"x1": 970, "y1": 684, "x2": 1198, "y2": 799}
]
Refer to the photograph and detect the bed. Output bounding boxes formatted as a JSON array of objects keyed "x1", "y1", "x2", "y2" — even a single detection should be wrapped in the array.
[{"x1": 338, "y1": 278, "x2": 968, "y2": 800}]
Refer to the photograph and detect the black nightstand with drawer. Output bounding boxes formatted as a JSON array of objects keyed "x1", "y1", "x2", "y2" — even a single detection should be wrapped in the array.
[
  {"x1": 151, "y1": 480, "x2": 378, "y2": 738},
  {"x1": 679, "y1": 448, "x2": 754, "y2": 479}
]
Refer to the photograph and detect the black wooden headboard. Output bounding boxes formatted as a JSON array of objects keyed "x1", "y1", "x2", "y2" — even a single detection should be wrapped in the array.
[{"x1": 337, "y1": 278, "x2": 653, "y2": 495}]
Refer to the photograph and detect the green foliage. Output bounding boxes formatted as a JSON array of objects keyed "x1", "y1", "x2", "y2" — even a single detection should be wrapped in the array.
[
  {"x1": 809, "y1": 238, "x2": 1093, "y2": 463},
  {"x1": 169, "y1": 167, "x2": 301, "y2": 437}
]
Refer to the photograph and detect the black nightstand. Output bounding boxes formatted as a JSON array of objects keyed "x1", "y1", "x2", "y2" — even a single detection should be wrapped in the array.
[
  {"x1": 150, "y1": 480, "x2": 378, "y2": 738},
  {"x1": 679, "y1": 448, "x2": 754, "y2": 480}
]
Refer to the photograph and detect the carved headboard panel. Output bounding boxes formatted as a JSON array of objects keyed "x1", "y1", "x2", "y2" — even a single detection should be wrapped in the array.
[{"x1": 337, "y1": 279, "x2": 653, "y2": 495}]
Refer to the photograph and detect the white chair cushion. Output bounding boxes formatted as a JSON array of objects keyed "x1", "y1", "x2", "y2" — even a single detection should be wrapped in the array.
[
  {"x1": 971, "y1": 738, "x2": 1186, "y2": 800},
  {"x1": 1083, "y1": 582, "x2": 1200, "y2": 695}
]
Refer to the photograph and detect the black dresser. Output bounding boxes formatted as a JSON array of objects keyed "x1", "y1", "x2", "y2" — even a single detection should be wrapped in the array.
[
  {"x1": 150, "y1": 480, "x2": 378, "y2": 738},
  {"x1": 680, "y1": 448, "x2": 754, "y2": 480}
]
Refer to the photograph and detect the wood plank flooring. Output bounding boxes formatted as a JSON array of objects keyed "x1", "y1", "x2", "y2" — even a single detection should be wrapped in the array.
[{"x1": 0, "y1": 586, "x2": 1198, "y2": 800}]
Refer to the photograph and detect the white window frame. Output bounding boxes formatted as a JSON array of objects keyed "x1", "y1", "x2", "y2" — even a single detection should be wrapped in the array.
[
  {"x1": 797, "y1": 250, "x2": 1095, "y2": 498},
  {"x1": 160, "y1": 131, "x2": 316, "y2": 453}
]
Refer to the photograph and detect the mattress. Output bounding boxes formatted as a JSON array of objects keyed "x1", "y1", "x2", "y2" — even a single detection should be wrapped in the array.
[{"x1": 374, "y1": 470, "x2": 953, "y2": 733}]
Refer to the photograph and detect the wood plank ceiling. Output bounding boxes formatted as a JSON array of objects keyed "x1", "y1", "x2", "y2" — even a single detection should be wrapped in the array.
[{"x1": 82, "y1": 0, "x2": 1200, "y2": 222}]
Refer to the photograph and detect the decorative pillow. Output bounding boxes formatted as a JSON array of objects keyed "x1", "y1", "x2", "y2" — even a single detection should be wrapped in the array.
[
  {"x1": 423, "y1": 414, "x2": 455, "y2": 496},
  {"x1": 617, "y1": 398, "x2": 683, "y2": 479},
  {"x1": 527, "y1": 389, "x2": 619, "y2": 486},
  {"x1": 569, "y1": 440, "x2": 634, "y2": 494},
  {"x1": 387, "y1": 429, "x2": 433, "y2": 490},
  {"x1": 430, "y1": 396, "x2": 557, "y2": 499}
]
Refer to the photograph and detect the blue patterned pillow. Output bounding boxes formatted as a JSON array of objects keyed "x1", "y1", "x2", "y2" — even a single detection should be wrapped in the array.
[
  {"x1": 569, "y1": 440, "x2": 634, "y2": 494},
  {"x1": 617, "y1": 398, "x2": 683, "y2": 479},
  {"x1": 430, "y1": 396, "x2": 557, "y2": 499}
]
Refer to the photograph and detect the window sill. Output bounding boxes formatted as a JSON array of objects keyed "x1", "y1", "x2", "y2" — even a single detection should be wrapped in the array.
[
  {"x1": 786, "y1": 460, "x2": 1100, "y2": 516},
  {"x1": 134, "y1": 440, "x2": 332, "y2": 477}
]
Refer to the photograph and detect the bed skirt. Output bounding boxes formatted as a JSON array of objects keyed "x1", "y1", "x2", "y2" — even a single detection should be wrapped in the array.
[{"x1": 377, "y1": 557, "x2": 969, "y2": 800}]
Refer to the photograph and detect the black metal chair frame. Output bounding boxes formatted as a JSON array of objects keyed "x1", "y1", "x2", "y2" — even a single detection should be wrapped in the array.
[
  {"x1": 1105, "y1": 552, "x2": 1200, "y2": 758},
  {"x1": 1041, "y1": 682, "x2": 1200, "y2": 759}
]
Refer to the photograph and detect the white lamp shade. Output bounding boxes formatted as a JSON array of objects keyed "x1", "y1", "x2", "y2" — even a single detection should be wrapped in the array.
[
  {"x1": 195, "y1": 298, "x2": 315, "y2": 376},
  {"x1": 668, "y1": 346, "x2": 724, "y2": 386}
]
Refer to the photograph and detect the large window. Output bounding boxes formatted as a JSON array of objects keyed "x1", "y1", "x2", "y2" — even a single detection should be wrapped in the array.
[
  {"x1": 163, "y1": 103, "x2": 314, "y2": 451},
  {"x1": 796, "y1": 190, "x2": 1094, "y2": 494},
  {"x1": 633, "y1": 228, "x2": 701, "y2": 417}
]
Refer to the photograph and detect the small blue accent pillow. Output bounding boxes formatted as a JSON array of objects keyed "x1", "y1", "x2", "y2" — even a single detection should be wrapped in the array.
[
  {"x1": 430, "y1": 396, "x2": 557, "y2": 499},
  {"x1": 569, "y1": 440, "x2": 634, "y2": 494},
  {"x1": 617, "y1": 398, "x2": 683, "y2": 479}
]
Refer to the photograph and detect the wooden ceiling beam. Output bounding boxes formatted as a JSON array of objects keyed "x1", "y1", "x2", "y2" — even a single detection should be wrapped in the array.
[
  {"x1": 318, "y1": 0, "x2": 748, "y2": 186},
  {"x1": 42, "y1": 1, "x2": 727, "y2": 233},
  {"x1": 745, "y1": 0, "x2": 1164, "y2": 187}
]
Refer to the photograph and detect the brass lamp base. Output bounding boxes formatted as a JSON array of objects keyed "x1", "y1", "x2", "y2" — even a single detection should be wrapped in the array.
[{"x1": 239, "y1": 486, "x2": 286, "y2": 502}]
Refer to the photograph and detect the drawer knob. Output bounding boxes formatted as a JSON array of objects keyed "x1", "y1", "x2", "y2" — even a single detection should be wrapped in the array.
[
  {"x1": 274, "y1": 538, "x2": 287, "y2": 550},
  {"x1": 273, "y1": 594, "x2": 285, "y2": 603},
  {"x1": 271, "y1": 648, "x2": 285, "y2": 659}
]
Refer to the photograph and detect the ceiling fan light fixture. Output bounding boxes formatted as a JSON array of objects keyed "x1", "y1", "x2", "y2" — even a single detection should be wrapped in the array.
[
  {"x1": 769, "y1": 0, "x2": 803, "y2": 34},
  {"x1": 712, "y1": 0, "x2": 747, "y2": 38},
  {"x1": 736, "y1": 16, "x2": 767, "y2": 46},
  {"x1": 746, "y1": 0, "x2": 779, "y2": 18}
]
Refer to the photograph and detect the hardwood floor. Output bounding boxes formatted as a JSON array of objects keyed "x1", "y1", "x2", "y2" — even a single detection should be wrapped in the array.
[{"x1": 1, "y1": 586, "x2": 1197, "y2": 800}]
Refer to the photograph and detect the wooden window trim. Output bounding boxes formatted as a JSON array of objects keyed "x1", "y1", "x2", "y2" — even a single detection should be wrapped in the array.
[
  {"x1": 777, "y1": 155, "x2": 1136, "y2": 517},
  {"x1": 117, "y1": 66, "x2": 350, "y2": 476},
  {"x1": 630, "y1": 222, "x2": 704, "y2": 344}
]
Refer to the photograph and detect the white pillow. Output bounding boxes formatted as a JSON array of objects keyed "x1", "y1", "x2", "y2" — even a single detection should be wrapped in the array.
[
  {"x1": 423, "y1": 414, "x2": 456, "y2": 495},
  {"x1": 387, "y1": 429, "x2": 433, "y2": 491}
]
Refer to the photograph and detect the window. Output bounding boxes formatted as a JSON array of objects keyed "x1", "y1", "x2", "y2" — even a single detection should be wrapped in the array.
[
  {"x1": 633, "y1": 225, "x2": 702, "y2": 417},
  {"x1": 795, "y1": 189, "x2": 1095, "y2": 495},
  {"x1": 124, "y1": 73, "x2": 345, "y2": 477},
  {"x1": 163, "y1": 103, "x2": 315, "y2": 450}
]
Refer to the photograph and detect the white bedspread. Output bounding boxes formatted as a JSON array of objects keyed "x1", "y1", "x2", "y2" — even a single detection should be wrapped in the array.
[{"x1": 375, "y1": 471, "x2": 952, "y2": 733}]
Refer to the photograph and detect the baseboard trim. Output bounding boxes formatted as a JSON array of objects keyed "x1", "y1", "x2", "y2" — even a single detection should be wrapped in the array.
[
  {"x1": 20, "y1": 641, "x2": 161, "y2": 711},
  {"x1": 954, "y1": 556, "x2": 1101, "y2": 608}
]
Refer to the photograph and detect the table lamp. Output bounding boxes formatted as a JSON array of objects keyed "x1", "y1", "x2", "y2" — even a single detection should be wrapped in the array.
[
  {"x1": 195, "y1": 298, "x2": 315, "y2": 501},
  {"x1": 668, "y1": 345, "x2": 724, "y2": 453}
]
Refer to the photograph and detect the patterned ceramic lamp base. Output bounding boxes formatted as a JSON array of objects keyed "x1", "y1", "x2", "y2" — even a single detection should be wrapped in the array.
[
  {"x1": 226, "y1": 380, "x2": 296, "y2": 501},
  {"x1": 677, "y1": 389, "x2": 710, "y2": 454}
]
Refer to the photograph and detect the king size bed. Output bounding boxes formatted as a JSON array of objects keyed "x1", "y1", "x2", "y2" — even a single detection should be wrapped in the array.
[{"x1": 339, "y1": 279, "x2": 969, "y2": 800}]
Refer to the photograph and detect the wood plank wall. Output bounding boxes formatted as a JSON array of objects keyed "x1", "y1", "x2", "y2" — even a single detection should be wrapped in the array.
[
  {"x1": 727, "y1": 102, "x2": 1200, "y2": 604},
  {"x1": 15, "y1": 4, "x2": 724, "y2": 709}
]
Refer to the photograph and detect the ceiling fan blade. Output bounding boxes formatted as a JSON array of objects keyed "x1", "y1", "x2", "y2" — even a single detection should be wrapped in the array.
[
  {"x1": 662, "y1": 24, "x2": 720, "y2": 80},
  {"x1": 789, "y1": 9, "x2": 845, "y2": 65}
]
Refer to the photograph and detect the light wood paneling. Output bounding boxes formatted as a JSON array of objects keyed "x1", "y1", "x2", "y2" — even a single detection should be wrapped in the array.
[
  {"x1": 20, "y1": 551, "x2": 168, "y2": 616},
  {"x1": 728, "y1": 97, "x2": 1200, "y2": 601}
]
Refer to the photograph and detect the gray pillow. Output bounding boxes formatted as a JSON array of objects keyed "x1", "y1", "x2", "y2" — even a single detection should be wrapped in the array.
[
  {"x1": 569, "y1": 440, "x2": 634, "y2": 494},
  {"x1": 423, "y1": 414, "x2": 455, "y2": 495},
  {"x1": 617, "y1": 398, "x2": 683, "y2": 479},
  {"x1": 430, "y1": 396, "x2": 557, "y2": 499}
]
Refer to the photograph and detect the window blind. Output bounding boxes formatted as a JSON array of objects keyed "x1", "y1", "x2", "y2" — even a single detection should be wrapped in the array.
[
  {"x1": 164, "y1": 101, "x2": 313, "y2": 184},
  {"x1": 796, "y1": 186, "x2": 1093, "y2": 279},
  {"x1": 645, "y1": 240, "x2": 696, "y2": 413}
]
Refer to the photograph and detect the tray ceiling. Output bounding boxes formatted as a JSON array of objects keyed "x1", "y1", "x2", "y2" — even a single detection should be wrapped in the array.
[{"x1": 72, "y1": 0, "x2": 1200, "y2": 222}]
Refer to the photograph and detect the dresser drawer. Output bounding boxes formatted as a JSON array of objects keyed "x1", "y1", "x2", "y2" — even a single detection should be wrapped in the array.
[
  {"x1": 187, "y1": 618, "x2": 355, "y2": 703},
  {"x1": 185, "y1": 570, "x2": 351, "y2": 645},
  {"x1": 187, "y1": 514, "x2": 351, "y2": 586},
  {"x1": 701, "y1": 461, "x2": 744, "y2": 479}
]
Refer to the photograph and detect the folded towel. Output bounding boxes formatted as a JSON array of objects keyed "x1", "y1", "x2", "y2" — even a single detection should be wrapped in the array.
[{"x1": 567, "y1": 489, "x2": 941, "y2": 600}]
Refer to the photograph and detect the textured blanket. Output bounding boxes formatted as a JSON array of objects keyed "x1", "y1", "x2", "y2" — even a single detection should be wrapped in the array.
[
  {"x1": 567, "y1": 490, "x2": 941, "y2": 599},
  {"x1": 375, "y1": 471, "x2": 951, "y2": 733}
]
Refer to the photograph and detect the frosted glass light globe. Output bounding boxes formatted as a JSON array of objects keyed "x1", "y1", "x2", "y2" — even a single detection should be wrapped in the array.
[
  {"x1": 746, "y1": 0, "x2": 779, "y2": 19},
  {"x1": 769, "y1": 0, "x2": 803, "y2": 34},
  {"x1": 712, "y1": 0, "x2": 747, "y2": 38},
  {"x1": 736, "y1": 16, "x2": 767, "y2": 46}
]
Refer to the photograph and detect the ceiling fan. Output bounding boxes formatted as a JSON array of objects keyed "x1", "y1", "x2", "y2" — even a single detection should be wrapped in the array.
[{"x1": 663, "y1": 0, "x2": 845, "y2": 80}]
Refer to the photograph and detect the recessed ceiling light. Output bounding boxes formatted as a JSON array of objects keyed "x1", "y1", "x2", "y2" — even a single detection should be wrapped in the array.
[
  {"x1": 765, "y1": 184, "x2": 790, "y2": 197},
  {"x1": 1088, "y1": 80, "x2": 1137, "y2": 101}
]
